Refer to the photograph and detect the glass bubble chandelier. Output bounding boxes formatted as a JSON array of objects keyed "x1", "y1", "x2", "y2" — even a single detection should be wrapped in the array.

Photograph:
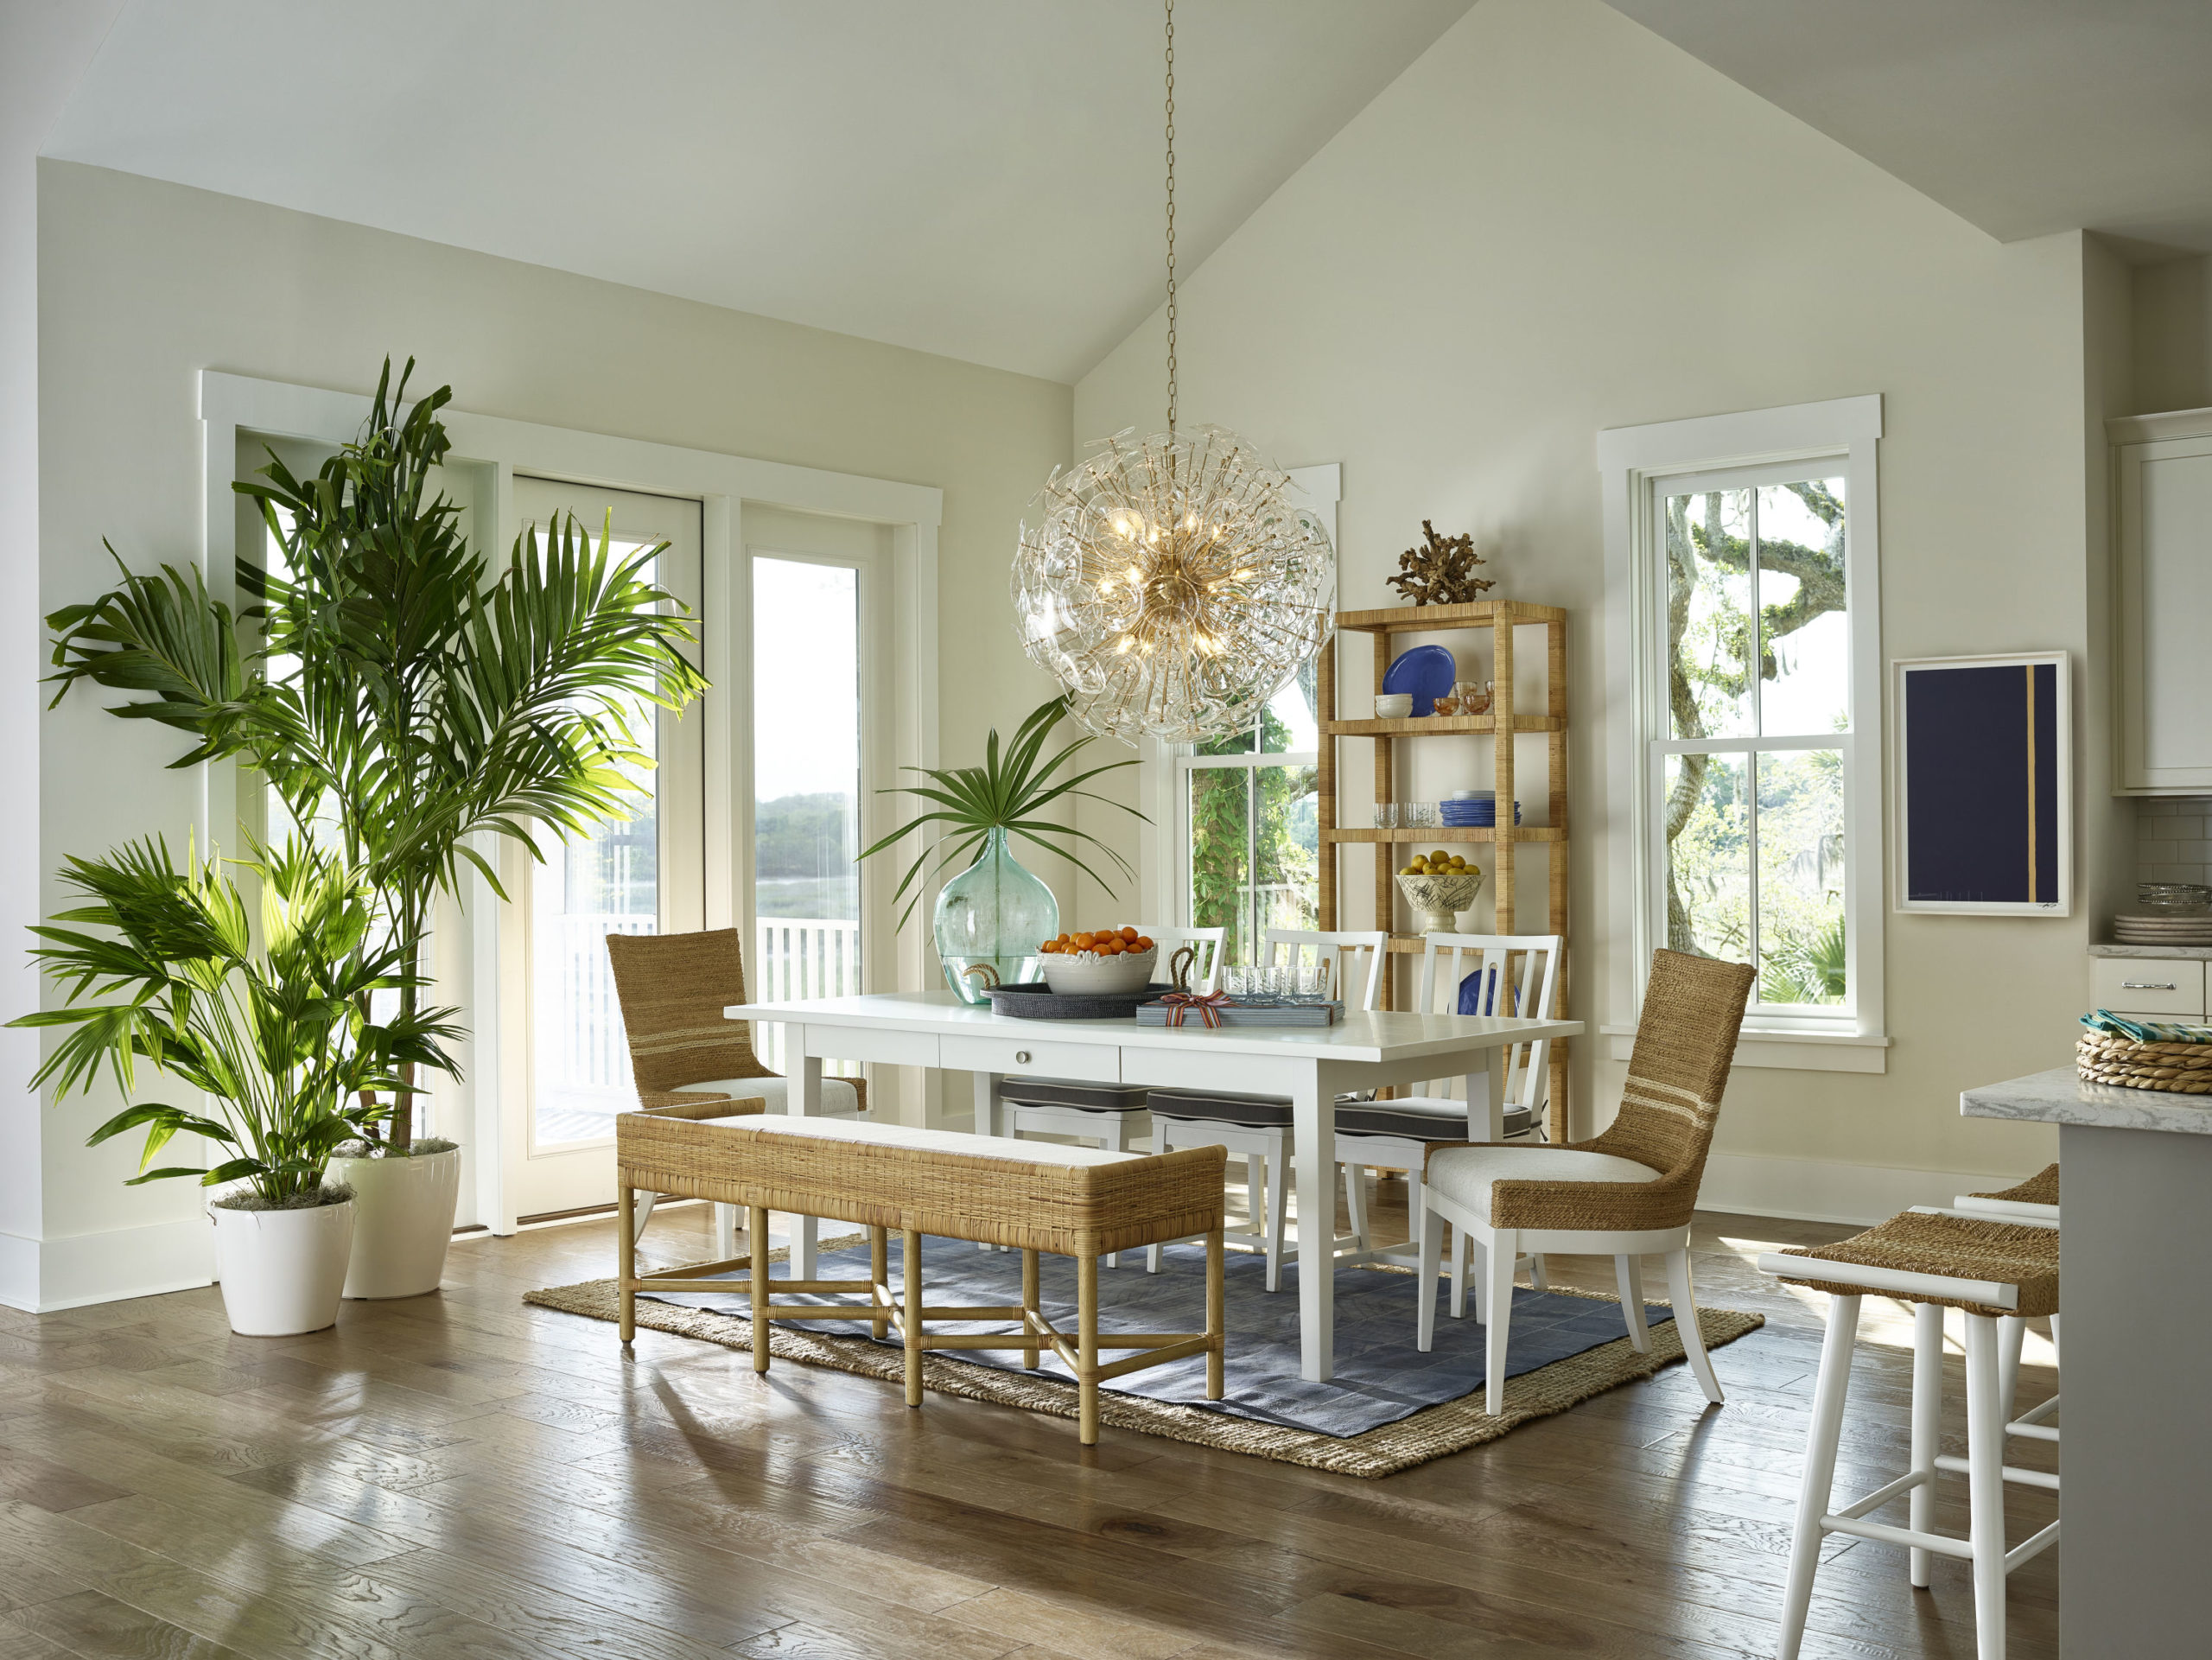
[{"x1": 1012, "y1": 0, "x2": 1334, "y2": 747}]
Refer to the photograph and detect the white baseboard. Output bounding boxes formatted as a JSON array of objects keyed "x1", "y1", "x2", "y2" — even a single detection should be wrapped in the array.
[
  {"x1": 1700, "y1": 1152, "x2": 2027, "y2": 1228},
  {"x1": 0, "y1": 1217, "x2": 215, "y2": 1313}
]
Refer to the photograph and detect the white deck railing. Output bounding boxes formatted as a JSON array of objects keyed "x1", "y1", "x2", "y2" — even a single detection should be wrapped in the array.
[{"x1": 752, "y1": 916, "x2": 862, "y2": 1072}]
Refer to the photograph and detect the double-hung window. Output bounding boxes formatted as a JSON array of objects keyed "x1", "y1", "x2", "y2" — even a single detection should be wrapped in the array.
[
  {"x1": 1602, "y1": 397, "x2": 1884, "y2": 1054},
  {"x1": 1175, "y1": 662, "x2": 1321, "y2": 964}
]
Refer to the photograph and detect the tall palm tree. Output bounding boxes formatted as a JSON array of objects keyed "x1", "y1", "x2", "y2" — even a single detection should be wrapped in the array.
[{"x1": 46, "y1": 359, "x2": 708, "y2": 1153}]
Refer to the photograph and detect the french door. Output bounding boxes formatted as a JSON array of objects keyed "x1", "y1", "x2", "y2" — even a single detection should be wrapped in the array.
[{"x1": 507, "y1": 478, "x2": 704, "y2": 1219}]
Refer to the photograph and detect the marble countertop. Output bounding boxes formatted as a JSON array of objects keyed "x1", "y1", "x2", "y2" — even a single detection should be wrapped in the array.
[
  {"x1": 1961, "y1": 1065, "x2": 2212, "y2": 1135},
  {"x1": 2090, "y1": 943, "x2": 2212, "y2": 959}
]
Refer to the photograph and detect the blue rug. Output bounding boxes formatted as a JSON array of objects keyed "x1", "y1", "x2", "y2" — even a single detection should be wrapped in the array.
[{"x1": 637, "y1": 1232, "x2": 1681, "y2": 1439}]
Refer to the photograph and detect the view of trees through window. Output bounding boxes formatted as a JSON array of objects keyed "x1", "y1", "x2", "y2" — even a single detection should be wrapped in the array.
[
  {"x1": 1187, "y1": 663, "x2": 1320, "y2": 963},
  {"x1": 1662, "y1": 476, "x2": 1849, "y2": 1007}
]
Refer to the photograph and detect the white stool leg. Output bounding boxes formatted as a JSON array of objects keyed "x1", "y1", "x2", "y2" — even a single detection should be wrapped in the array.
[
  {"x1": 1910, "y1": 1300, "x2": 1943, "y2": 1587},
  {"x1": 1264, "y1": 1142, "x2": 1287, "y2": 1293},
  {"x1": 1449, "y1": 1221, "x2": 1469, "y2": 1320},
  {"x1": 1415, "y1": 1203, "x2": 1443, "y2": 1352},
  {"x1": 2048, "y1": 1311, "x2": 2061, "y2": 1370},
  {"x1": 1484, "y1": 1228, "x2": 1518, "y2": 1414},
  {"x1": 1662, "y1": 1247, "x2": 1723, "y2": 1405},
  {"x1": 709, "y1": 1199, "x2": 733, "y2": 1257},
  {"x1": 1616, "y1": 1255, "x2": 1650, "y2": 1352},
  {"x1": 1964, "y1": 1314, "x2": 2009, "y2": 1660},
  {"x1": 1778, "y1": 1294, "x2": 1861, "y2": 1660},
  {"x1": 1997, "y1": 1314, "x2": 2025, "y2": 1421},
  {"x1": 1526, "y1": 1252, "x2": 1548, "y2": 1292}
]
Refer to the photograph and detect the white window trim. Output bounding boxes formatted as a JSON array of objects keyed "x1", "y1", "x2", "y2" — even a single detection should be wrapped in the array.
[
  {"x1": 1597, "y1": 396, "x2": 1887, "y2": 1071},
  {"x1": 1140, "y1": 466, "x2": 1340, "y2": 935}
]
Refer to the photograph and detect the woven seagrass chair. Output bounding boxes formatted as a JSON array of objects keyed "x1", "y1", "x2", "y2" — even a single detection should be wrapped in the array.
[
  {"x1": 1414, "y1": 948, "x2": 1756, "y2": 1415},
  {"x1": 606, "y1": 929, "x2": 867, "y2": 1246},
  {"x1": 1760, "y1": 1206, "x2": 2061, "y2": 1660}
]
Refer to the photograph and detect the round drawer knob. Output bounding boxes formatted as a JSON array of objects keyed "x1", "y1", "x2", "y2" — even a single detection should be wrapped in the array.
[{"x1": 1014, "y1": 1050, "x2": 1032, "y2": 1065}]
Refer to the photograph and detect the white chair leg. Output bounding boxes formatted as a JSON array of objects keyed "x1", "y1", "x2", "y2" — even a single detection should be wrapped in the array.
[
  {"x1": 1469, "y1": 1233, "x2": 1489, "y2": 1326},
  {"x1": 1963, "y1": 1314, "x2": 2009, "y2": 1660},
  {"x1": 1099, "y1": 1118, "x2": 1126, "y2": 1268},
  {"x1": 1484, "y1": 1228, "x2": 1518, "y2": 1415},
  {"x1": 1341, "y1": 1162, "x2": 1370, "y2": 1249},
  {"x1": 1415, "y1": 1199, "x2": 1443, "y2": 1352},
  {"x1": 1616, "y1": 1255, "x2": 1650, "y2": 1352},
  {"x1": 633, "y1": 1191, "x2": 661, "y2": 1247},
  {"x1": 2049, "y1": 1311, "x2": 2061, "y2": 1370},
  {"x1": 1526, "y1": 1252, "x2": 1548, "y2": 1292},
  {"x1": 1663, "y1": 1247, "x2": 1722, "y2": 1405},
  {"x1": 1449, "y1": 1220, "x2": 1469, "y2": 1320},
  {"x1": 1264, "y1": 1145, "x2": 1289, "y2": 1292},
  {"x1": 1245, "y1": 1151, "x2": 1266, "y2": 1234},
  {"x1": 1777, "y1": 1294, "x2": 1861, "y2": 1660},
  {"x1": 1910, "y1": 1300, "x2": 1943, "y2": 1587},
  {"x1": 1997, "y1": 1314, "x2": 2025, "y2": 1422}
]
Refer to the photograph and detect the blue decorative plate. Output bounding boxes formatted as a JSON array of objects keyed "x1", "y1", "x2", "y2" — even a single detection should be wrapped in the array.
[{"x1": 1381, "y1": 644, "x2": 1458, "y2": 716}]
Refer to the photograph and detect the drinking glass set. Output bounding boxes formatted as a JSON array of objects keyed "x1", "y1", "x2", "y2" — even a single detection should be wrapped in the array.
[
  {"x1": 1376, "y1": 801, "x2": 1440, "y2": 831},
  {"x1": 1221, "y1": 963, "x2": 1333, "y2": 1004}
]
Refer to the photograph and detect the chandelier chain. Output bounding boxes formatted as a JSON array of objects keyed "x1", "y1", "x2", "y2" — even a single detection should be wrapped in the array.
[{"x1": 1164, "y1": 0, "x2": 1177, "y2": 435}]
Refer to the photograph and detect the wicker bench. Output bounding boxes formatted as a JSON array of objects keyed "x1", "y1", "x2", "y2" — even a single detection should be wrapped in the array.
[{"x1": 615, "y1": 1100, "x2": 1228, "y2": 1443}]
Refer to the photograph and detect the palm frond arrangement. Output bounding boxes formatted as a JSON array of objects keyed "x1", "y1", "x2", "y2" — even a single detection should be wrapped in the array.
[
  {"x1": 10, "y1": 837, "x2": 460, "y2": 1206},
  {"x1": 44, "y1": 357, "x2": 709, "y2": 1155},
  {"x1": 857, "y1": 695, "x2": 1148, "y2": 930}
]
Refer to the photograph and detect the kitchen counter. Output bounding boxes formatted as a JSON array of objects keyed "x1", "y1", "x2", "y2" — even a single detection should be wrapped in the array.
[
  {"x1": 1961, "y1": 1064, "x2": 2212, "y2": 1134},
  {"x1": 1960, "y1": 1063, "x2": 2212, "y2": 1657}
]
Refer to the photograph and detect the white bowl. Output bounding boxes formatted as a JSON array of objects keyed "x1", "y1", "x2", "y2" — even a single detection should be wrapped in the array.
[
  {"x1": 1374, "y1": 693, "x2": 1414, "y2": 719},
  {"x1": 1039, "y1": 946, "x2": 1159, "y2": 995}
]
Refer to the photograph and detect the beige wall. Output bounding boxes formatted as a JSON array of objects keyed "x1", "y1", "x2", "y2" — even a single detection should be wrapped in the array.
[
  {"x1": 2132, "y1": 254, "x2": 2212, "y2": 416},
  {"x1": 1077, "y1": 0, "x2": 2102, "y2": 1209},
  {"x1": 21, "y1": 159, "x2": 1070, "y2": 1307}
]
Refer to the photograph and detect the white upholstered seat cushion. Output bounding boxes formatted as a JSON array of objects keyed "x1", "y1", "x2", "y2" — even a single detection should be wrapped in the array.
[
  {"x1": 696, "y1": 1111, "x2": 1136, "y2": 1167},
  {"x1": 1425, "y1": 1145, "x2": 1657, "y2": 1224},
  {"x1": 678, "y1": 1075, "x2": 862, "y2": 1116}
]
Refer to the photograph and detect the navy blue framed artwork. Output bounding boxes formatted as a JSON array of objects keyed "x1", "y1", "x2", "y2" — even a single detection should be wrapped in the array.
[{"x1": 1893, "y1": 652, "x2": 2070, "y2": 915}]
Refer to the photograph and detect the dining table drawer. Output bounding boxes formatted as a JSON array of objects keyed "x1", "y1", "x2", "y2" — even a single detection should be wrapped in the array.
[
  {"x1": 2090, "y1": 957, "x2": 2205, "y2": 1017},
  {"x1": 800, "y1": 1025, "x2": 940, "y2": 1069},
  {"x1": 940, "y1": 1033, "x2": 1122, "y2": 1082}
]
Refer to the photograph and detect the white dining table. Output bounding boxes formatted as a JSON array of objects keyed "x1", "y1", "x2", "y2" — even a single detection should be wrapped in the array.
[{"x1": 726, "y1": 989, "x2": 1581, "y2": 1383}]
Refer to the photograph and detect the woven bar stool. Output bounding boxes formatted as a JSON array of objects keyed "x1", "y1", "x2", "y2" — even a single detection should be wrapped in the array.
[
  {"x1": 1956, "y1": 1164, "x2": 2060, "y2": 1420},
  {"x1": 1761, "y1": 1209, "x2": 2061, "y2": 1660}
]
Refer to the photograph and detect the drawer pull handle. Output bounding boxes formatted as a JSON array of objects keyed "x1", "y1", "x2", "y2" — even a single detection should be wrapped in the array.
[
  {"x1": 2121, "y1": 981, "x2": 2178, "y2": 991},
  {"x1": 1014, "y1": 1050, "x2": 1032, "y2": 1065}
]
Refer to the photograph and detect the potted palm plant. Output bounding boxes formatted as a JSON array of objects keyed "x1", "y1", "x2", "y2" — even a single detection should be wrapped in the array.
[
  {"x1": 858, "y1": 696, "x2": 1147, "y2": 1001},
  {"x1": 13, "y1": 837, "x2": 458, "y2": 1335},
  {"x1": 44, "y1": 359, "x2": 708, "y2": 1297}
]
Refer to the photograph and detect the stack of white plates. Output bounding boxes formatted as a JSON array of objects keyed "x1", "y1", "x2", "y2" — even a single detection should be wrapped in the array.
[{"x1": 2112, "y1": 913, "x2": 2212, "y2": 945}]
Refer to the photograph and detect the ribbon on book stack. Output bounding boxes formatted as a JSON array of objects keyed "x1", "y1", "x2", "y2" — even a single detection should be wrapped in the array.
[{"x1": 1160, "y1": 990, "x2": 1231, "y2": 1028}]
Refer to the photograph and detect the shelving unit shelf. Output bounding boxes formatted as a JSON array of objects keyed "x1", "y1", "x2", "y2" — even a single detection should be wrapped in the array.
[{"x1": 1317, "y1": 598, "x2": 1569, "y2": 1136}]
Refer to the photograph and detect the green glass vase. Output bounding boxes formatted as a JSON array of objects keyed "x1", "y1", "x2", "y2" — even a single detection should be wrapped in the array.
[{"x1": 933, "y1": 828, "x2": 1057, "y2": 1003}]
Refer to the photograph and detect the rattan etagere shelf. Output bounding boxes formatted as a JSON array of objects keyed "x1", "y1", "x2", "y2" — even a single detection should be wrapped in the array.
[{"x1": 1317, "y1": 598, "x2": 1569, "y2": 1136}]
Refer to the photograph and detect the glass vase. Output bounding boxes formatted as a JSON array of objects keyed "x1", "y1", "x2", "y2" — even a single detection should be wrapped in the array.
[{"x1": 932, "y1": 828, "x2": 1058, "y2": 1002}]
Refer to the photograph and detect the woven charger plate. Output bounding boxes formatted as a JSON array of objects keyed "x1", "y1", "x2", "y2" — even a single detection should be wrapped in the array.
[{"x1": 2077, "y1": 1031, "x2": 2212, "y2": 1094}]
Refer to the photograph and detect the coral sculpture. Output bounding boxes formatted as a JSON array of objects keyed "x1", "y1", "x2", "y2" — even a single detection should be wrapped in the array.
[{"x1": 1387, "y1": 520, "x2": 1494, "y2": 607}]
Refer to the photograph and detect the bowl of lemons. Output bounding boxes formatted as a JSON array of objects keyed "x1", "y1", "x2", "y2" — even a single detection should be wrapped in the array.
[{"x1": 1395, "y1": 851, "x2": 1485, "y2": 934}]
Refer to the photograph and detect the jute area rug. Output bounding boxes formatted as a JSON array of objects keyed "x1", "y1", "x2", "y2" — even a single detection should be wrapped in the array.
[{"x1": 527, "y1": 1235, "x2": 1763, "y2": 1479}]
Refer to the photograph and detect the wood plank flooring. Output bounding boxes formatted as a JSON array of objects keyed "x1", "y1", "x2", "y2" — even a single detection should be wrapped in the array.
[{"x1": 0, "y1": 1188, "x2": 2059, "y2": 1658}]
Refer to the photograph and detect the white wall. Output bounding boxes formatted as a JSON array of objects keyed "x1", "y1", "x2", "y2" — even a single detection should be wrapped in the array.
[
  {"x1": 1076, "y1": 0, "x2": 2105, "y2": 1216},
  {"x1": 16, "y1": 159, "x2": 1071, "y2": 1309},
  {"x1": 2132, "y1": 255, "x2": 2212, "y2": 416}
]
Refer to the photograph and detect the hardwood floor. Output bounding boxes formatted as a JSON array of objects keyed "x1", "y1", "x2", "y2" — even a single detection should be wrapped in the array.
[{"x1": 0, "y1": 1187, "x2": 2059, "y2": 1658}]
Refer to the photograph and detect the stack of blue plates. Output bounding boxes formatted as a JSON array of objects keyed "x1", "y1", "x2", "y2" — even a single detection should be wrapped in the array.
[{"x1": 1440, "y1": 793, "x2": 1521, "y2": 827}]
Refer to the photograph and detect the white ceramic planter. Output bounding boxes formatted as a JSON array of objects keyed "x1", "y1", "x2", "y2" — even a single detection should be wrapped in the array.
[
  {"x1": 212, "y1": 1198, "x2": 355, "y2": 1336},
  {"x1": 330, "y1": 1147, "x2": 461, "y2": 1299}
]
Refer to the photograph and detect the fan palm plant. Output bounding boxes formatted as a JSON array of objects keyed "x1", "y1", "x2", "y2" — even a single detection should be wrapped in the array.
[
  {"x1": 45, "y1": 358, "x2": 709, "y2": 1154},
  {"x1": 12, "y1": 836, "x2": 459, "y2": 1205},
  {"x1": 857, "y1": 694, "x2": 1148, "y2": 932}
]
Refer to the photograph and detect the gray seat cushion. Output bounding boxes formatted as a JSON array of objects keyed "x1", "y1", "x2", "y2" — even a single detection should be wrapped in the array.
[
  {"x1": 999, "y1": 1078, "x2": 1152, "y2": 1113},
  {"x1": 1146, "y1": 1088, "x2": 1294, "y2": 1129},
  {"x1": 1336, "y1": 1098, "x2": 1535, "y2": 1142}
]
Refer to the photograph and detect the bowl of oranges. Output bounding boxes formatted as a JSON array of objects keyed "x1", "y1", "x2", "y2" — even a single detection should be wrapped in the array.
[
  {"x1": 1395, "y1": 852, "x2": 1485, "y2": 934},
  {"x1": 1038, "y1": 926, "x2": 1160, "y2": 994}
]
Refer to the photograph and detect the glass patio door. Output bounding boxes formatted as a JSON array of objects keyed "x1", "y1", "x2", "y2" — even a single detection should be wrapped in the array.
[{"x1": 510, "y1": 478, "x2": 704, "y2": 1219}]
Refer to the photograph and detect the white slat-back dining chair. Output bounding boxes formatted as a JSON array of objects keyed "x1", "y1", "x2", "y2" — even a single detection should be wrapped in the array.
[
  {"x1": 994, "y1": 924, "x2": 1224, "y2": 1267},
  {"x1": 1144, "y1": 930, "x2": 1388, "y2": 1288},
  {"x1": 1332, "y1": 932, "x2": 1561, "y2": 1311}
]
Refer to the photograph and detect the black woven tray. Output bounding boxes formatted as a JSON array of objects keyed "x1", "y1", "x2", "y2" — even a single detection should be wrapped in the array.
[{"x1": 983, "y1": 983, "x2": 1176, "y2": 1021}]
